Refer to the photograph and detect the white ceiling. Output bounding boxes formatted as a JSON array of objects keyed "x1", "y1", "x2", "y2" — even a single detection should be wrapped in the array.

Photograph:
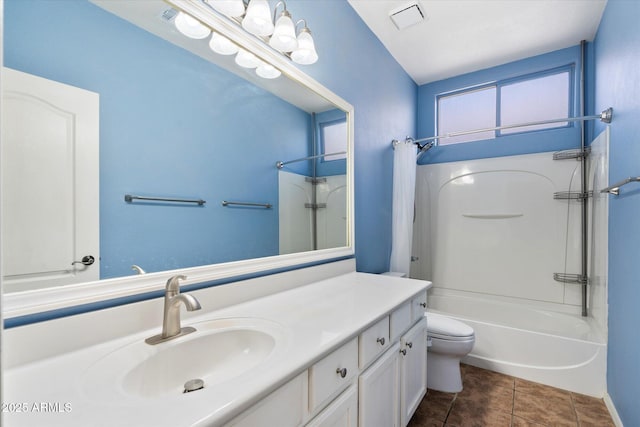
[{"x1": 347, "y1": 0, "x2": 607, "y2": 85}]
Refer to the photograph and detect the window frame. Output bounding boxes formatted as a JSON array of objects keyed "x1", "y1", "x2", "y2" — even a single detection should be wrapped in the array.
[{"x1": 435, "y1": 65, "x2": 575, "y2": 145}]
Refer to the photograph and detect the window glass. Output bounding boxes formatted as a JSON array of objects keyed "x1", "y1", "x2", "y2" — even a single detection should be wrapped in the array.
[
  {"x1": 500, "y1": 71, "x2": 570, "y2": 134},
  {"x1": 321, "y1": 120, "x2": 347, "y2": 161},
  {"x1": 437, "y1": 86, "x2": 496, "y2": 145}
]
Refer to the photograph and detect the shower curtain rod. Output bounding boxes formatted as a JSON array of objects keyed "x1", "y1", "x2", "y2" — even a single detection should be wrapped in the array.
[
  {"x1": 276, "y1": 151, "x2": 347, "y2": 169},
  {"x1": 393, "y1": 107, "x2": 613, "y2": 147}
]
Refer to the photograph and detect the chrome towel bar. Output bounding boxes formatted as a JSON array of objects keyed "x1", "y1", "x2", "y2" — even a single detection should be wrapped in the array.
[
  {"x1": 600, "y1": 177, "x2": 640, "y2": 195},
  {"x1": 125, "y1": 194, "x2": 206, "y2": 205},
  {"x1": 222, "y1": 201, "x2": 272, "y2": 209}
]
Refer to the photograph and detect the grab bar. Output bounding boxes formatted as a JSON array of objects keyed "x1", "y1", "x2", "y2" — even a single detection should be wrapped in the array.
[
  {"x1": 222, "y1": 201, "x2": 272, "y2": 209},
  {"x1": 125, "y1": 194, "x2": 206, "y2": 205},
  {"x1": 600, "y1": 177, "x2": 640, "y2": 195}
]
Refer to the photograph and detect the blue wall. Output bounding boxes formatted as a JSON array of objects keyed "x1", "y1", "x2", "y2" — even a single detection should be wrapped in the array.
[
  {"x1": 291, "y1": 1, "x2": 418, "y2": 272},
  {"x1": 417, "y1": 46, "x2": 583, "y2": 164},
  {"x1": 593, "y1": 0, "x2": 640, "y2": 424},
  {"x1": 4, "y1": 0, "x2": 312, "y2": 278}
]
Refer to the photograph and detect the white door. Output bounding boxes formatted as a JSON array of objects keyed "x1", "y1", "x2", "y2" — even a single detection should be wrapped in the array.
[{"x1": 1, "y1": 67, "x2": 99, "y2": 292}]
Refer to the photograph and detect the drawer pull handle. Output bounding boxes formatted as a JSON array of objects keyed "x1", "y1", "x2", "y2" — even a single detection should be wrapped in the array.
[
  {"x1": 406, "y1": 341, "x2": 413, "y2": 349},
  {"x1": 376, "y1": 337, "x2": 386, "y2": 346},
  {"x1": 336, "y1": 368, "x2": 347, "y2": 378},
  {"x1": 400, "y1": 349, "x2": 407, "y2": 356},
  {"x1": 420, "y1": 302, "x2": 427, "y2": 308}
]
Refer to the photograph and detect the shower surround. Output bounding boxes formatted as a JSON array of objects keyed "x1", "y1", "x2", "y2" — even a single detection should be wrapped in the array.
[{"x1": 411, "y1": 130, "x2": 609, "y2": 396}]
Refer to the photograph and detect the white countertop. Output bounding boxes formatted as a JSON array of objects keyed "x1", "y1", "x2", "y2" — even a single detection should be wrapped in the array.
[{"x1": 3, "y1": 272, "x2": 430, "y2": 427}]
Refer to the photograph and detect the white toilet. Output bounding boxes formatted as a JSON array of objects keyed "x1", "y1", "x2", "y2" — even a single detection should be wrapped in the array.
[{"x1": 426, "y1": 312, "x2": 475, "y2": 393}]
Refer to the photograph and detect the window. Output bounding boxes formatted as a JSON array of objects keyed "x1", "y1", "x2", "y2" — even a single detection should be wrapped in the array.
[
  {"x1": 438, "y1": 86, "x2": 497, "y2": 145},
  {"x1": 320, "y1": 119, "x2": 347, "y2": 161},
  {"x1": 500, "y1": 72, "x2": 570, "y2": 134},
  {"x1": 436, "y1": 68, "x2": 572, "y2": 145}
]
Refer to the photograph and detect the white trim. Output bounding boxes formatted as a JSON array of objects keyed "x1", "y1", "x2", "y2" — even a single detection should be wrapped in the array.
[
  {"x1": 3, "y1": 248, "x2": 353, "y2": 319},
  {"x1": 604, "y1": 393, "x2": 624, "y2": 427},
  {"x1": 2, "y1": 0, "x2": 355, "y2": 320}
]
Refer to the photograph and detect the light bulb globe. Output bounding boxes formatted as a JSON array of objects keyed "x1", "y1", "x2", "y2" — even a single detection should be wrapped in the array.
[{"x1": 174, "y1": 11, "x2": 211, "y2": 39}]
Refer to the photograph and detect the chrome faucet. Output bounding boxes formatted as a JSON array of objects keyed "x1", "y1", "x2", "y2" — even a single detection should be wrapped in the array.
[
  {"x1": 145, "y1": 275, "x2": 202, "y2": 345},
  {"x1": 131, "y1": 264, "x2": 146, "y2": 275}
]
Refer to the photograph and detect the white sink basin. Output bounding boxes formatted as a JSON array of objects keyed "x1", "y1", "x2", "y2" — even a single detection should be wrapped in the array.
[{"x1": 81, "y1": 317, "x2": 287, "y2": 400}]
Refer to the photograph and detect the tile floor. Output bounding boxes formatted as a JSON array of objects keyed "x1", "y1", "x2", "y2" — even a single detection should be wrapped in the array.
[{"x1": 408, "y1": 364, "x2": 615, "y2": 427}]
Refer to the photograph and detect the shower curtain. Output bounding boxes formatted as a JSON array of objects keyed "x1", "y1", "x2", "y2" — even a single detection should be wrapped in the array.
[{"x1": 389, "y1": 140, "x2": 417, "y2": 275}]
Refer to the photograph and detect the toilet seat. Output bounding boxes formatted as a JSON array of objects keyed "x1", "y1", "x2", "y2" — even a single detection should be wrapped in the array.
[{"x1": 427, "y1": 312, "x2": 474, "y2": 341}]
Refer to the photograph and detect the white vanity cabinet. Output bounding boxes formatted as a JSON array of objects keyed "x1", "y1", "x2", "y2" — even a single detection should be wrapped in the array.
[
  {"x1": 3, "y1": 271, "x2": 431, "y2": 427},
  {"x1": 225, "y1": 298, "x2": 427, "y2": 427}
]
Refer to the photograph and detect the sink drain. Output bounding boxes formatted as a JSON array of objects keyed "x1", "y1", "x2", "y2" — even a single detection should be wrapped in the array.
[{"x1": 183, "y1": 378, "x2": 205, "y2": 393}]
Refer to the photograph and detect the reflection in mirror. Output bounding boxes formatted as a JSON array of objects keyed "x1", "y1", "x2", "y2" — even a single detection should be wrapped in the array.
[{"x1": 1, "y1": 0, "x2": 349, "y2": 293}]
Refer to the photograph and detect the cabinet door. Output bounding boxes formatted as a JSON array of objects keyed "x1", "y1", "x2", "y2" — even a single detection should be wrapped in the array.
[
  {"x1": 226, "y1": 371, "x2": 308, "y2": 427},
  {"x1": 400, "y1": 318, "x2": 427, "y2": 427},
  {"x1": 358, "y1": 342, "x2": 400, "y2": 427},
  {"x1": 306, "y1": 384, "x2": 357, "y2": 427}
]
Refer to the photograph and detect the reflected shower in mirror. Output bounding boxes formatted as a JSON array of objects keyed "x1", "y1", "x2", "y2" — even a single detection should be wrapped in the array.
[{"x1": 1, "y1": 0, "x2": 348, "y2": 292}]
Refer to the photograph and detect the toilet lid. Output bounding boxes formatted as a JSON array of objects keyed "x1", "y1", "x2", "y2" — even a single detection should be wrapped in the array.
[{"x1": 427, "y1": 312, "x2": 474, "y2": 338}]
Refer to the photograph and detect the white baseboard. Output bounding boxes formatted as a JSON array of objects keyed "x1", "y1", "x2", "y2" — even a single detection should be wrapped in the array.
[{"x1": 604, "y1": 393, "x2": 624, "y2": 427}]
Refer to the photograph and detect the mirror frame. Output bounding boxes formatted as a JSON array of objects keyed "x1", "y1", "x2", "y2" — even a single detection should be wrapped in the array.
[{"x1": 1, "y1": 0, "x2": 354, "y2": 320}]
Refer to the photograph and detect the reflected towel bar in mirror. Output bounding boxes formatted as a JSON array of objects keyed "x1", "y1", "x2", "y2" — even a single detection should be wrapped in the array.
[
  {"x1": 124, "y1": 194, "x2": 206, "y2": 205},
  {"x1": 600, "y1": 177, "x2": 640, "y2": 196},
  {"x1": 222, "y1": 201, "x2": 272, "y2": 209}
]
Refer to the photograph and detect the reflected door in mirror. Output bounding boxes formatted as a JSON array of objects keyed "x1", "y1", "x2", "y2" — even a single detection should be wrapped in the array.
[{"x1": 1, "y1": 68, "x2": 100, "y2": 292}]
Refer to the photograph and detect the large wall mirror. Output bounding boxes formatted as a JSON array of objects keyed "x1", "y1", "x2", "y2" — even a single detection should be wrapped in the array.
[{"x1": 1, "y1": 0, "x2": 353, "y2": 314}]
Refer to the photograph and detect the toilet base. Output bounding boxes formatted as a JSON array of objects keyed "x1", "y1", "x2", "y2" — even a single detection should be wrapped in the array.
[{"x1": 427, "y1": 351, "x2": 463, "y2": 393}]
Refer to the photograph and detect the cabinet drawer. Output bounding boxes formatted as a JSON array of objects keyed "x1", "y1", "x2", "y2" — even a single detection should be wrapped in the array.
[
  {"x1": 390, "y1": 302, "x2": 411, "y2": 342},
  {"x1": 411, "y1": 291, "x2": 427, "y2": 323},
  {"x1": 359, "y1": 316, "x2": 390, "y2": 369},
  {"x1": 309, "y1": 338, "x2": 358, "y2": 413}
]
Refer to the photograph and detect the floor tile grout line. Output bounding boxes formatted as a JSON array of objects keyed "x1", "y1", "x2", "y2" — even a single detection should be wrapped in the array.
[{"x1": 569, "y1": 392, "x2": 580, "y2": 426}]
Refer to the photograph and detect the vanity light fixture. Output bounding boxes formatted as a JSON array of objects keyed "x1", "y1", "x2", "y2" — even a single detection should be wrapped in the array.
[
  {"x1": 174, "y1": 11, "x2": 211, "y2": 39},
  {"x1": 173, "y1": 0, "x2": 319, "y2": 80},
  {"x1": 202, "y1": 0, "x2": 319, "y2": 64}
]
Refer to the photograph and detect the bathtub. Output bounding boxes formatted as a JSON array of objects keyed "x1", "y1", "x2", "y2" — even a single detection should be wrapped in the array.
[{"x1": 428, "y1": 289, "x2": 607, "y2": 397}]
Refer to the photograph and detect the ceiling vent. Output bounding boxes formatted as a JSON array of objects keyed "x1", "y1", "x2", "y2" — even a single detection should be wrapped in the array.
[
  {"x1": 160, "y1": 7, "x2": 178, "y2": 23},
  {"x1": 389, "y1": 2, "x2": 425, "y2": 31}
]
